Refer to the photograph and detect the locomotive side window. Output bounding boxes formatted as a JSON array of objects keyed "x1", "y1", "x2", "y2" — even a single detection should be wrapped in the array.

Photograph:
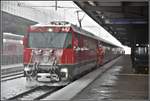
[
  {"x1": 29, "y1": 32, "x2": 68, "y2": 48},
  {"x1": 64, "y1": 33, "x2": 72, "y2": 48},
  {"x1": 77, "y1": 34, "x2": 83, "y2": 48},
  {"x1": 88, "y1": 38, "x2": 97, "y2": 50}
]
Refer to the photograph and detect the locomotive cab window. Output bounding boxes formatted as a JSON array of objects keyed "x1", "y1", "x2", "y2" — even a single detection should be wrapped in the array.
[{"x1": 29, "y1": 32, "x2": 70, "y2": 48}]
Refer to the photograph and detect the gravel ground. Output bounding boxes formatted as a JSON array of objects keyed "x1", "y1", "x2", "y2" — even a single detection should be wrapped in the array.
[{"x1": 1, "y1": 77, "x2": 37, "y2": 100}]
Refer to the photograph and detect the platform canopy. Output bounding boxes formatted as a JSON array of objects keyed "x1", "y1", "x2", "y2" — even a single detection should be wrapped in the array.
[{"x1": 74, "y1": 0, "x2": 148, "y2": 47}]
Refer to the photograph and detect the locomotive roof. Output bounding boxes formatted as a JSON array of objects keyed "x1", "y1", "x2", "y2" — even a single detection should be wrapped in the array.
[
  {"x1": 71, "y1": 25, "x2": 119, "y2": 47},
  {"x1": 32, "y1": 22, "x2": 120, "y2": 47}
]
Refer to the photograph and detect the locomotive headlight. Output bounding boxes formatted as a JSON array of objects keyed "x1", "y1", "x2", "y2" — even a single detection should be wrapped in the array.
[
  {"x1": 24, "y1": 66, "x2": 34, "y2": 76},
  {"x1": 24, "y1": 66, "x2": 32, "y2": 75},
  {"x1": 61, "y1": 68, "x2": 68, "y2": 73},
  {"x1": 24, "y1": 66, "x2": 31, "y2": 71},
  {"x1": 60, "y1": 68, "x2": 68, "y2": 79},
  {"x1": 48, "y1": 28, "x2": 52, "y2": 32}
]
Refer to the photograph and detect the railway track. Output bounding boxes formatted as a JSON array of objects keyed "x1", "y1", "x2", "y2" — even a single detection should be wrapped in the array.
[
  {"x1": 1, "y1": 71, "x2": 24, "y2": 82},
  {"x1": 7, "y1": 86, "x2": 63, "y2": 100}
]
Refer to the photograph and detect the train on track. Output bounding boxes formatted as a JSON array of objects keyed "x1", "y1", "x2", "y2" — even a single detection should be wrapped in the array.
[
  {"x1": 23, "y1": 21, "x2": 124, "y2": 86},
  {"x1": 131, "y1": 44, "x2": 149, "y2": 73},
  {"x1": 2, "y1": 33, "x2": 23, "y2": 65}
]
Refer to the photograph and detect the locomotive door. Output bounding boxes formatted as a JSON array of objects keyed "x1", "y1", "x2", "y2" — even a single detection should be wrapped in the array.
[{"x1": 73, "y1": 33, "x2": 83, "y2": 63}]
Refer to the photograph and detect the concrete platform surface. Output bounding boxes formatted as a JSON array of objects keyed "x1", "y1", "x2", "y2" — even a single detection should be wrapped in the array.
[{"x1": 72, "y1": 55, "x2": 148, "y2": 101}]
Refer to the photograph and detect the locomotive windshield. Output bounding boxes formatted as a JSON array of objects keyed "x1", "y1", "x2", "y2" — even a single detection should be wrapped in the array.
[{"x1": 29, "y1": 32, "x2": 72, "y2": 48}]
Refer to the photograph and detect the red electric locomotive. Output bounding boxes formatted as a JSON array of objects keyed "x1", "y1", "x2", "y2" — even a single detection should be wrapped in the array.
[{"x1": 23, "y1": 21, "x2": 122, "y2": 86}]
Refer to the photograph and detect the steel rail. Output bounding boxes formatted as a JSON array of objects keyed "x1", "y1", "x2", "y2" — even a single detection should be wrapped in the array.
[
  {"x1": 1, "y1": 71, "x2": 23, "y2": 78},
  {"x1": 7, "y1": 86, "x2": 63, "y2": 100},
  {"x1": 1, "y1": 72, "x2": 24, "y2": 82}
]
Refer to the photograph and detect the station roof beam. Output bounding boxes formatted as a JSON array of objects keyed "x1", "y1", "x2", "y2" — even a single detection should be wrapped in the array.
[{"x1": 74, "y1": 0, "x2": 148, "y2": 47}]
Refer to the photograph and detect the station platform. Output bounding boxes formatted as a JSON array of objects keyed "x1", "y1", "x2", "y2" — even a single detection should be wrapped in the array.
[
  {"x1": 43, "y1": 55, "x2": 148, "y2": 101},
  {"x1": 72, "y1": 55, "x2": 148, "y2": 101}
]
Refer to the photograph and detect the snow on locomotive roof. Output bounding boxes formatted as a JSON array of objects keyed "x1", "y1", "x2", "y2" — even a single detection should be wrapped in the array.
[
  {"x1": 32, "y1": 21, "x2": 71, "y2": 27},
  {"x1": 32, "y1": 21, "x2": 119, "y2": 47}
]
